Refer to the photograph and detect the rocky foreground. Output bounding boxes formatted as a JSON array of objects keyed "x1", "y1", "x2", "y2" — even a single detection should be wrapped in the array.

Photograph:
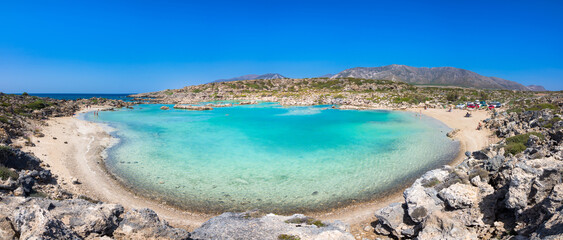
[
  {"x1": 372, "y1": 108, "x2": 563, "y2": 239},
  {"x1": 0, "y1": 91, "x2": 562, "y2": 239}
]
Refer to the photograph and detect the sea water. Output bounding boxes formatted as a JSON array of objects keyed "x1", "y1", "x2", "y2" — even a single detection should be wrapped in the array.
[{"x1": 84, "y1": 103, "x2": 458, "y2": 213}]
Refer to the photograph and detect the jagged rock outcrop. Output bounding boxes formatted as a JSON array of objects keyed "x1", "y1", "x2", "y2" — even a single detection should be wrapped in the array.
[
  {"x1": 0, "y1": 196, "x2": 190, "y2": 240},
  {"x1": 372, "y1": 105, "x2": 563, "y2": 239},
  {"x1": 113, "y1": 208, "x2": 190, "y2": 240},
  {"x1": 191, "y1": 212, "x2": 354, "y2": 240}
]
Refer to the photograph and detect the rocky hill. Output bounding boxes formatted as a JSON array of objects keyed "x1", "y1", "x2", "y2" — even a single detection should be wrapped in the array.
[
  {"x1": 527, "y1": 85, "x2": 548, "y2": 91},
  {"x1": 212, "y1": 73, "x2": 287, "y2": 83},
  {"x1": 331, "y1": 65, "x2": 530, "y2": 90}
]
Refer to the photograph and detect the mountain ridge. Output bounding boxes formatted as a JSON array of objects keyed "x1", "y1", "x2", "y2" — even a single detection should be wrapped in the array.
[
  {"x1": 527, "y1": 85, "x2": 547, "y2": 91},
  {"x1": 212, "y1": 73, "x2": 287, "y2": 83},
  {"x1": 210, "y1": 65, "x2": 545, "y2": 91},
  {"x1": 331, "y1": 65, "x2": 530, "y2": 90}
]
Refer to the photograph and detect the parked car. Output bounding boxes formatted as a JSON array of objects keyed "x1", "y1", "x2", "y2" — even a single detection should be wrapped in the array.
[
  {"x1": 456, "y1": 103, "x2": 465, "y2": 109},
  {"x1": 467, "y1": 103, "x2": 476, "y2": 109},
  {"x1": 488, "y1": 104, "x2": 495, "y2": 110},
  {"x1": 489, "y1": 102, "x2": 502, "y2": 108}
]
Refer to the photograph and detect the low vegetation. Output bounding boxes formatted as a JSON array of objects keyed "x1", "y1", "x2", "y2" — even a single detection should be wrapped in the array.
[
  {"x1": 504, "y1": 132, "x2": 544, "y2": 156},
  {"x1": 285, "y1": 217, "x2": 326, "y2": 227},
  {"x1": 278, "y1": 234, "x2": 300, "y2": 240},
  {"x1": 0, "y1": 164, "x2": 18, "y2": 180}
]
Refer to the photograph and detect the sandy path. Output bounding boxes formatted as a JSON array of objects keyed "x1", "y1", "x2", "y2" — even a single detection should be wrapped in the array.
[{"x1": 23, "y1": 106, "x2": 495, "y2": 233}]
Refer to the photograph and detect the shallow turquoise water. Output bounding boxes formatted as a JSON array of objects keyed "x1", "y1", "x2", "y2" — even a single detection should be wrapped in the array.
[{"x1": 84, "y1": 103, "x2": 458, "y2": 213}]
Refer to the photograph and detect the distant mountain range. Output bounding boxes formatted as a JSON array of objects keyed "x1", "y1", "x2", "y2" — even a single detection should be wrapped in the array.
[
  {"x1": 331, "y1": 65, "x2": 532, "y2": 90},
  {"x1": 212, "y1": 73, "x2": 287, "y2": 83},
  {"x1": 211, "y1": 65, "x2": 546, "y2": 91}
]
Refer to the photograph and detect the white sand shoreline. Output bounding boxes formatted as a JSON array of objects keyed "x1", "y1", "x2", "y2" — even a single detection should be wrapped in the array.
[{"x1": 22, "y1": 104, "x2": 495, "y2": 232}]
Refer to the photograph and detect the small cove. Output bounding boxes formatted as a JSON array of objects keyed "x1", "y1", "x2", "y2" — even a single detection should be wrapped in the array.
[{"x1": 83, "y1": 103, "x2": 459, "y2": 213}]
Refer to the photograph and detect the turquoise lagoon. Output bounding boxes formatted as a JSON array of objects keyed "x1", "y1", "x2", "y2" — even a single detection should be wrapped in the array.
[{"x1": 84, "y1": 103, "x2": 458, "y2": 213}]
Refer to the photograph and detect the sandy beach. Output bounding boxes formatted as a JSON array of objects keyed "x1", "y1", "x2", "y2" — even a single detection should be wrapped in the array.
[{"x1": 22, "y1": 105, "x2": 495, "y2": 233}]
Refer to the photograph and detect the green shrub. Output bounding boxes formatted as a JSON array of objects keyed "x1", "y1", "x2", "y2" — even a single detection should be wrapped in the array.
[
  {"x1": 22, "y1": 92, "x2": 29, "y2": 96},
  {"x1": 393, "y1": 97, "x2": 412, "y2": 103},
  {"x1": 0, "y1": 165, "x2": 18, "y2": 180},
  {"x1": 505, "y1": 143, "x2": 526, "y2": 156},
  {"x1": 526, "y1": 103, "x2": 557, "y2": 111},
  {"x1": 78, "y1": 195, "x2": 101, "y2": 204},
  {"x1": 278, "y1": 234, "x2": 300, "y2": 240},
  {"x1": 29, "y1": 191, "x2": 48, "y2": 198},
  {"x1": 24, "y1": 100, "x2": 49, "y2": 110},
  {"x1": 0, "y1": 145, "x2": 14, "y2": 160},
  {"x1": 422, "y1": 177, "x2": 440, "y2": 188},
  {"x1": 285, "y1": 217, "x2": 326, "y2": 227},
  {"x1": 506, "y1": 108, "x2": 523, "y2": 114},
  {"x1": 504, "y1": 132, "x2": 544, "y2": 156},
  {"x1": 0, "y1": 116, "x2": 8, "y2": 124},
  {"x1": 541, "y1": 117, "x2": 561, "y2": 129},
  {"x1": 446, "y1": 92, "x2": 459, "y2": 102}
]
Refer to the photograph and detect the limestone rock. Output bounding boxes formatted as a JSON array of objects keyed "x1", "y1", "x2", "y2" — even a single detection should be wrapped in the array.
[
  {"x1": 0, "y1": 215, "x2": 16, "y2": 240},
  {"x1": 113, "y1": 208, "x2": 190, "y2": 240},
  {"x1": 416, "y1": 212, "x2": 478, "y2": 240},
  {"x1": 11, "y1": 205, "x2": 81, "y2": 240},
  {"x1": 529, "y1": 209, "x2": 563, "y2": 240},
  {"x1": 438, "y1": 183, "x2": 479, "y2": 209},
  {"x1": 373, "y1": 202, "x2": 415, "y2": 238},
  {"x1": 505, "y1": 167, "x2": 535, "y2": 212},
  {"x1": 48, "y1": 199, "x2": 124, "y2": 238},
  {"x1": 403, "y1": 168, "x2": 449, "y2": 223},
  {"x1": 190, "y1": 212, "x2": 354, "y2": 240}
]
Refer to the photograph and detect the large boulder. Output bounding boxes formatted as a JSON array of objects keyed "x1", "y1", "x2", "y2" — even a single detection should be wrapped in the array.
[
  {"x1": 403, "y1": 168, "x2": 449, "y2": 223},
  {"x1": 113, "y1": 208, "x2": 190, "y2": 240},
  {"x1": 543, "y1": 183, "x2": 563, "y2": 215},
  {"x1": 190, "y1": 212, "x2": 354, "y2": 240},
  {"x1": 0, "y1": 147, "x2": 42, "y2": 171},
  {"x1": 0, "y1": 215, "x2": 16, "y2": 240},
  {"x1": 374, "y1": 203, "x2": 416, "y2": 238},
  {"x1": 505, "y1": 167, "x2": 535, "y2": 212},
  {"x1": 48, "y1": 199, "x2": 124, "y2": 238},
  {"x1": 438, "y1": 183, "x2": 479, "y2": 209},
  {"x1": 416, "y1": 212, "x2": 478, "y2": 240},
  {"x1": 11, "y1": 205, "x2": 81, "y2": 240},
  {"x1": 529, "y1": 209, "x2": 563, "y2": 240}
]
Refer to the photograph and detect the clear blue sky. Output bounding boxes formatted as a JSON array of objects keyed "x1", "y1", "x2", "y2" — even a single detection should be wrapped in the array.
[{"x1": 1, "y1": 0, "x2": 562, "y2": 93}]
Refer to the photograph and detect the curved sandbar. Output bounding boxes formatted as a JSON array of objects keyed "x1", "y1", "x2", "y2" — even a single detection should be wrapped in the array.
[{"x1": 23, "y1": 105, "x2": 493, "y2": 231}]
